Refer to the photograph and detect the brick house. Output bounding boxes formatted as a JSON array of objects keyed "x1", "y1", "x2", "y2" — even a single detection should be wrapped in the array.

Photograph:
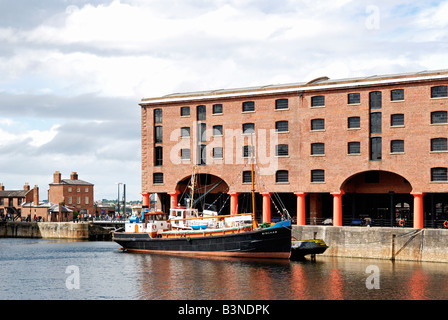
[
  {"x1": 48, "y1": 171, "x2": 95, "y2": 217},
  {"x1": 0, "y1": 183, "x2": 37, "y2": 220},
  {"x1": 139, "y1": 69, "x2": 448, "y2": 229}
]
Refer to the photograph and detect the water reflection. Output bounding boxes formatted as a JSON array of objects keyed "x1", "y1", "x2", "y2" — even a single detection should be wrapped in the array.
[{"x1": 130, "y1": 253, "x2": 448, "y2": 300}]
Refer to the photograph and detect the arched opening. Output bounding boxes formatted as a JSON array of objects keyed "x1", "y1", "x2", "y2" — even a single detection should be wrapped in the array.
[
  {"x1": 340, "y1": 170, "x2": 413, "y2": 227},
  {"x1": 175, "y1": 173, "x2": 230, "y2": 214}
]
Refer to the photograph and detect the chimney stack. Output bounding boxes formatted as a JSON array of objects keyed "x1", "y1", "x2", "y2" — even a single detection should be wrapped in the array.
[
  {"x1": 33, "y1": 185, "x2": 39, "y2": 206},
  {"x1": 70, "y1": 172, "x2": 78, "y2": 180},
  {"x1": 0, "y1": 183, "x2": 4, "y2": 191},
  {"x1": 24, "y1": 183, "x2": 30, "y2": 191},
  {"x1": 54, "y1": 171, "x2": 61, "y2": 184}
]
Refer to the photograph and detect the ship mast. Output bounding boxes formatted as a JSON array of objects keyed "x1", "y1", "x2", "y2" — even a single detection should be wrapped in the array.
[
  {"x1": 250, "y1": 138, "x2": 257, "y2": 229},
  {"x1": 189, "y1": 165, "x2": 197, "y2": 210}
]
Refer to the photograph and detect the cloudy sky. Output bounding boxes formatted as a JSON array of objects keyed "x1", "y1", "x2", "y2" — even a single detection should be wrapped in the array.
[{"x1": 0, "y1": 0, "x2": 447, "y2": 201}]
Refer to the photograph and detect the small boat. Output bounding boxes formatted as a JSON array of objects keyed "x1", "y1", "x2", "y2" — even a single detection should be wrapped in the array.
[
  {"x1": 113, "y1": 145, "x2": 292, "y2": 259},
  {"x1": 290, "y1": 239, "x2": 328, "y2": 261}
]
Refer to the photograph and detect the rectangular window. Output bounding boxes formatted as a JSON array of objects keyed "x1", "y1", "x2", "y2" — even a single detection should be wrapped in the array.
[
  {"x1": 275, "y1": 99, "x2": 289, "y2": 110},
  {"x1": 181, "y1": 106, "x2": 190, "y2": 117},
  {"x1": 77, "y1": 197, "x2": 81, "y2": 205},
  {"x1": 370, "y1": 112, "x2": 382, "y2": 134},
  {"x1": 311, "y1": 95, "x2": 325, "y2": 107},
  {"x1": 311, "y1": 118, "x2": 325, "y2": 131},
  {"x1": 85, "y1": 197, "x2": 89, "y2": 205},
  {"x1": 154, "y1": 146, "x2": 163, "y2": 166},
  {"x1": 370, "y1": 137, "x2": 382, "y2": 161},
  {"x1": 198, "y1": 123, "x2": 206, "y2": 142},
  {"x1": 431, "y1": 86, "x2": 448, "y2": 98},
  {"x1": 198, "y1": 144, "x2": 206, "y2": 165},
  {"x1": 275, "y1": 144, "x2": 289, "y2": 156},
  {"x1": 276, "y1": 170, "x2": 289, "y2": 183},
  {"x1": 431, "y1": 167, "x2": 448, "y2": 182},
  {"x1": 181, "y1": 148, "x2": 190, "y2": 160},
  {"x1": 197, "y1": 105, "x2": 206, "y2": 121},
  {"x1": 431, "y1": 111, "x2": 448, "y2": 124},
  {"x1": 275, "y1": 121, "x2": 288, "y2": 132},
  {"x1": 348, "y1": 142, "x2": 360, "y2": 154},
  {"x1": 212, "y1": 104, "x2": 223, "y2": 114},
  {"x1": 431, "y1": 138, "x2": 448, "y2": 151},
  {"x1": 311, "y1": 170, "x2": 325, "y2": 183},
  {"x1": 348, "y1": 116, "x2": 360, "y2": 129},
  {"x1": 181, "y1": 127, "x2": 190, "y2": 138},
  {"x1": 348, "y1": 93, "x2": 360, "y2": 104},
  {"x1": 153, "y1": 173, "x2": 164, "y2": 184},
  {"x1": 154, "y1": 109, "x2": 162, "y2": 123},
  {"x1": 243, "y1": 123, "x2": 255, "y2": 134},
  {"x1": 369, "y1": 91, "x2": 382, "y2": 109},
  {"x1": 68, "y1": 197, "x2": 72, "y2": 204},
  {"x1": 391, "y1": 140, "x2": 404, "y2": 153},
  {"x1": 311, "y1": 143, "x2": 325, "y2": 155},
  {"x1": 242, "y1": 146, "x2": 253, "y2": 158},
  {"x1": 391, "y1": 89, "x2": 404, "y2": 101},
  {"x1": 391, "y1": 114, "x2": 404, "y2": 126},
  {"x1": 242, "y1": 171, "x2": 252, "y2": 183},
  {"x1": 155, "y1": 126, "x2": 163, "y2": 143},
  {"x1": 213, "y1": 147, "x2": 223, "y2": 159},
  {"x1": 213, "y1": 125, "x2": 223, "y2": 136},
  {"x1": 242, "y1": 101, "x2": 255, "y2": 112}
]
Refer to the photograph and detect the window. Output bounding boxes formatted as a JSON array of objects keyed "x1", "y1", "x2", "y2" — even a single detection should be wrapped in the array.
[
  {"x1": 311, "y1": 95, "x2": 325, "y2": 107},
  {"x1": 275, "y1": 144, "x2": 289, "y2": 156},
  {"x1": 181, "y1": 106, "x2": 190, "y2": 117},
  {"x1": 276, "y1": 170, "x2": 289, "y2": 183},
  {"x1": 348, "y1": 142, "x2": 360, "y2": 154},
  {"x1": 68, "y1": 187, "x2": 72, "y2": 192},
  {"x1": 431, "y1": 138, "x2": 448, "y2": 152},
  {"x1": 198, "y1": 123, "x2": 206, "y2": 142},
  {"x1": 181, "y1": 127, "x2": 190, "y2": 138},
  {"x1": 154, "y1": 146, "x2": 163, "y2": 166},
  {"x1": 348, "y1": 116, "x2": 360, "y2": 129},
  {"x1": 242, "y1": 171, "x2": 252, "y2": 183},
  {"x1": 243, "y1": 123, "x2": 255, "y2": 134},
  {"x1": 391, "y1": 140, "x2": 404, "y2": 153},
  {"x1": 243, "y1": 101, "x2": 255, "y2": 112},
  {"x1": 155, "y1": 126, "x2": 163, "y2": 143},
  {"x1": 391, "y1": 114, "x2": 404, "y2": 127},
  {"x1": 275, "y1": 99, "x2": 289, "y2": 110},
  {"x1": 311, "y1": 170, "x2": 325, "y2": 183},
  {"x1": 370, "y1": 112, "x2": 382, "y2": 133},
  {"x1": 198, "y1": 144, "x2": 206, "y2": 165},
  {"x1": 348, "y1": 93, "x2": 360, "y2": 104},
  {"x1": 369, "y1": 91, "x2": 382, "y2": 109},
  {"x1": 311, "y1": 143, "x2": 325, "y2": 155},
  {"x1": 68, "y1": 197, "x2": 72, "y2": 205},
  {"x1": 154, "y1": 109, "x2": 162, "y2": 123},
  {"x1": 431, "y1": 111, "x2": 448, "y2": 124},
  {"x1": 77, "y1": 197, "x2": 81, "y2": 205},
  {"x1": 85, "y1": 188, "x2": 89, "y2": 192},
  {"x1": 242, "y1": 146, "x2": 253, "y2": 158},
  {"x1": 197, "y1": 105, "x2": 206, "y2": 121},
  {"x1": 370, "y1": 137, "x2": 382, "y2": 160},
  {"x1": 431, "y1": 86, "x2": 448, "y2": 98},
  {"x1": 213, "y1": 104, "x2": 223, "y2": 114},
  {"x1": 153, "y1": 173, "x2": 164, "y2": 184},
  {"x1": 391, "y1": 89, "x2": 404, "y2": 101},
  {"x1": 213, "y1": 125, "x2": 223, "y2": 136},
  {"x1": 275, "y1": 121, "x2": 288, "y2": 132},
  {"x1": 85, "y1": 197, "x2": 89, "y2": 205},
  {"x1": 213, "y1": 147, "x2": 223, "y2": 159},
  {"x1": 181, "y1": 148, "x2": 190, "y2": 160},
  {"x1": 311, "y1": 118, "x2": 325, "y2": 131},
  {"x1": 431, "y1": 167, "x2": 448, "y2": 182}
]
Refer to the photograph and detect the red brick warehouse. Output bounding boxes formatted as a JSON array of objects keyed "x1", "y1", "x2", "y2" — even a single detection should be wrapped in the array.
[{"x1": 139, "y1": 69, "x2": 448, "y2": 229}]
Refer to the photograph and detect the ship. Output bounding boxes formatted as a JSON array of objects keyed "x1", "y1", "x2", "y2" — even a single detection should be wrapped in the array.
[{"x1": 113, "y1": 146, "x2": 292, "y2": 259}]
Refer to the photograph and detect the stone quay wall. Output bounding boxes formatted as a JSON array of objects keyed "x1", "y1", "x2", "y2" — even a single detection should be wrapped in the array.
[{"x1": 293, "y1": 225, "x2": 448, "y2": 263}]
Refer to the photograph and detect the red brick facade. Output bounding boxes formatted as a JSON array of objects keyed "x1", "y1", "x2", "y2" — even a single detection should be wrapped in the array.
[{"x1": 140, "y1": 70, "x2": 448, "y2": 228}]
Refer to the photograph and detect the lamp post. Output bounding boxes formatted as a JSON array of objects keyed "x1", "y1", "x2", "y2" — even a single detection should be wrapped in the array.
[{"x1": 116, "y1": 182, "x2": 122, "y2": 218}]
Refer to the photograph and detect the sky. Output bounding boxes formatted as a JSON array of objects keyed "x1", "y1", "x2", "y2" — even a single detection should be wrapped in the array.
[{"x1": 0, "y1": 0, "x2": 448, "y2": 201}]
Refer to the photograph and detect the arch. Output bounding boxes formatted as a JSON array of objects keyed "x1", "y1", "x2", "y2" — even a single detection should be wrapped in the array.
[
  {"x1": 175, "y1": 173, "x2": 230, "y2": 212},
  {"x1": 340, "y1": 170, "x2": 412, "y2": 194}
]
